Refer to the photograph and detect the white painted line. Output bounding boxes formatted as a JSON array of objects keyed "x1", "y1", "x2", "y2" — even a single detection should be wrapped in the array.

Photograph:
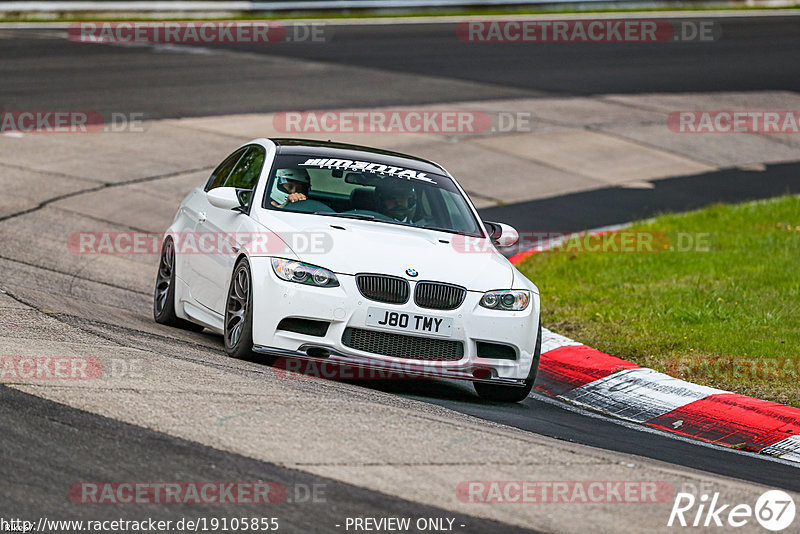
[{"x1": 561, "y1": 367, "x2": 729, "y2": 423}]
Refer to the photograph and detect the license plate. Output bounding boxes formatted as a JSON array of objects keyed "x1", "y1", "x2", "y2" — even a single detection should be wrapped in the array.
[{"x1": 366, "y1": 307, "x2": 453, "y2": 338}]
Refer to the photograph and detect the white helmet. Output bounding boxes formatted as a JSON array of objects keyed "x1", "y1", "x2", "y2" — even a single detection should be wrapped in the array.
[{"x1": 276, "y1": 168, "x2": 310, "y2": 194}]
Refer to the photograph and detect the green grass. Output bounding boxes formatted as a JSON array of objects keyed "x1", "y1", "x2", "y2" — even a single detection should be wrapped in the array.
[
  {"x1": 517, "y1": 195, "x2": 800, "y2": 407},
  {"x1": 3, "y1": 4, "x2": 799, "y2": 22}
]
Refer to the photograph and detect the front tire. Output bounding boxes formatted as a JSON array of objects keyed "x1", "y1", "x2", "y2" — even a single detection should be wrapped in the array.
[
  {"x1": 473, "y1": 321, "x2": 542, "y2": 403},
  {"x1": 153, "y1": 238, "x2": 204, "y2": 332},
  {"x1": 224, "y1": 258, "x2": 256, "y2": 360}
]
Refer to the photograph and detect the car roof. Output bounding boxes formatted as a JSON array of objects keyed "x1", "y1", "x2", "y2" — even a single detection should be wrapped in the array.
[{"x1": 271, "y1": 138, "x2": 447, "y2": 176}]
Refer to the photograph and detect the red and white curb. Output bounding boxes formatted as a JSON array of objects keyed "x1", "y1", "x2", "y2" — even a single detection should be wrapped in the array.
[
  {"x1": 507, "y1": 222, "x2": 800, "y2": 463},
  {"x1": 535, "y1": 327, "x2": 800, "y2": 464}
]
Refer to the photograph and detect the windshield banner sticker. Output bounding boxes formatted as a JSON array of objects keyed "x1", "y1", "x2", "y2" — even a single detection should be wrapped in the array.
[{"x1": 299, "y1": 158, "x2": 436, "y2": 184}]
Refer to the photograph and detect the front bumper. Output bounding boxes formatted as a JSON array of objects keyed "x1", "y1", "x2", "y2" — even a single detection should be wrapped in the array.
[
  {"x1": 251, "y1": 345, "x2": 529, "y2": 385},
  {"x1": 249, "y1": 257, "x2": 540, "y2": 383}
]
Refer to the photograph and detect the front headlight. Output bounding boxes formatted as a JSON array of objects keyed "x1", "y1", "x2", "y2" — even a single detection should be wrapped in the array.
[
  {"x1": 480, "y1": 290, "x2": 530, "y2": 311},
  {"x1": 271, "y1": 258, "x2": 339, "y2": 288}
]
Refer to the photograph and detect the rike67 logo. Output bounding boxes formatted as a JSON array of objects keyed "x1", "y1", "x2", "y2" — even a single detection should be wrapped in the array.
[{"x1": 668, "y1": 489, "x2": 796, "y2": 531}]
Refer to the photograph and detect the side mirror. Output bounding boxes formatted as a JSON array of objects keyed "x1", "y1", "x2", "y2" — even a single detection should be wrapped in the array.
[
  {"x1": 485, "y1": 221, "x2": 519, "y2": 248},
  {"x1": 207, "y1": 187, "x2": 243, "y2": 211}
]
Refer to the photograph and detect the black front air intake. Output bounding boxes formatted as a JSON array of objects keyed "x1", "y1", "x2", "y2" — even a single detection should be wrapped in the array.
[
  {"x1": 277, "y1": 317, "x2": 330, "y2": 337},
  {"x1": 342, "y1": 328, "x2": 463, "y2": 361},
  {"x1": 476, "y1": 341, "x2": 517, "y2": 360}
]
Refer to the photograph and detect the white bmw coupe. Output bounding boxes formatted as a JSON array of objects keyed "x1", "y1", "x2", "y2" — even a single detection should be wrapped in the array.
[{"x1": 154, "y1": 139, "x2": 541, "y2": 402}]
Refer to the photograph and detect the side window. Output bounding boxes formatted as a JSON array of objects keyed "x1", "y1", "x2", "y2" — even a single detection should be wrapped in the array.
[
  {"x1": 225, "y1": 145, "x2": 266, "y2": 190},
  {"x1": 205, "y1": 148, "x2": 247, "y2": 192}
]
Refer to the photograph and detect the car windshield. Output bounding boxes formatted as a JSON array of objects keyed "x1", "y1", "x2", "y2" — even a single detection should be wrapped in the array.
[{"x1": 262, "y1": 153, "x2": 484, "y2": 237}]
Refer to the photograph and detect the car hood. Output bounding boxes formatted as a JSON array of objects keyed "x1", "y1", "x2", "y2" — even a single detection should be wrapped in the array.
[{"x1": 258, "y1": 213, "x2": 514, "y2": 292}]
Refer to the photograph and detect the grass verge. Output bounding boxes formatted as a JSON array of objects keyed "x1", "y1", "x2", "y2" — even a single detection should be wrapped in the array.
[{"x1": 517, "y1": 195, "x2": 800, "y2": 407}]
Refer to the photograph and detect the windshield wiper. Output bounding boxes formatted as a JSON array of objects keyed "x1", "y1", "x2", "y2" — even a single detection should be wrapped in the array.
[{"x1": 313, "y1": 212, "x2": 376, "y2": 221}]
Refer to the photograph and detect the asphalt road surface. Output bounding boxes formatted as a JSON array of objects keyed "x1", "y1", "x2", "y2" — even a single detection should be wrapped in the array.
[
  {"x1": 2, "y1": 16, "x2": 799, "y2": 119},
  {"x1": 0, "y1": 385, "x2": 535, "y2": 533}
]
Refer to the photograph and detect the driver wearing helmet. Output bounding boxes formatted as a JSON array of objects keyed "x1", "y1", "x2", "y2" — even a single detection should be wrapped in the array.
[
  {"x1": 375, "y1": 179, "x2": 419, "y2": 223},
  {"x1": 271, "y1": 168, "x2": 311, "y2": 208}
]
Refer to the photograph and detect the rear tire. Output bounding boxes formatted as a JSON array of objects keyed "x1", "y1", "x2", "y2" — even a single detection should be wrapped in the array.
[
  {"x1": 473, "y1": 320, "x2": 542, "y2": 403},
  {"x1": 153, "y1": 238, "x2": 204, "y2": 332},
  {"x1": 224, "y1": 258, "x2": 256, "y2": 360}
]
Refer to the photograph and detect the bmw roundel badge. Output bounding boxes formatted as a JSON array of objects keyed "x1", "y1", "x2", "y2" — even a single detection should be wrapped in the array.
[{"x1": 406, "y1": 268, "x2": 418, "y2": 277}]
